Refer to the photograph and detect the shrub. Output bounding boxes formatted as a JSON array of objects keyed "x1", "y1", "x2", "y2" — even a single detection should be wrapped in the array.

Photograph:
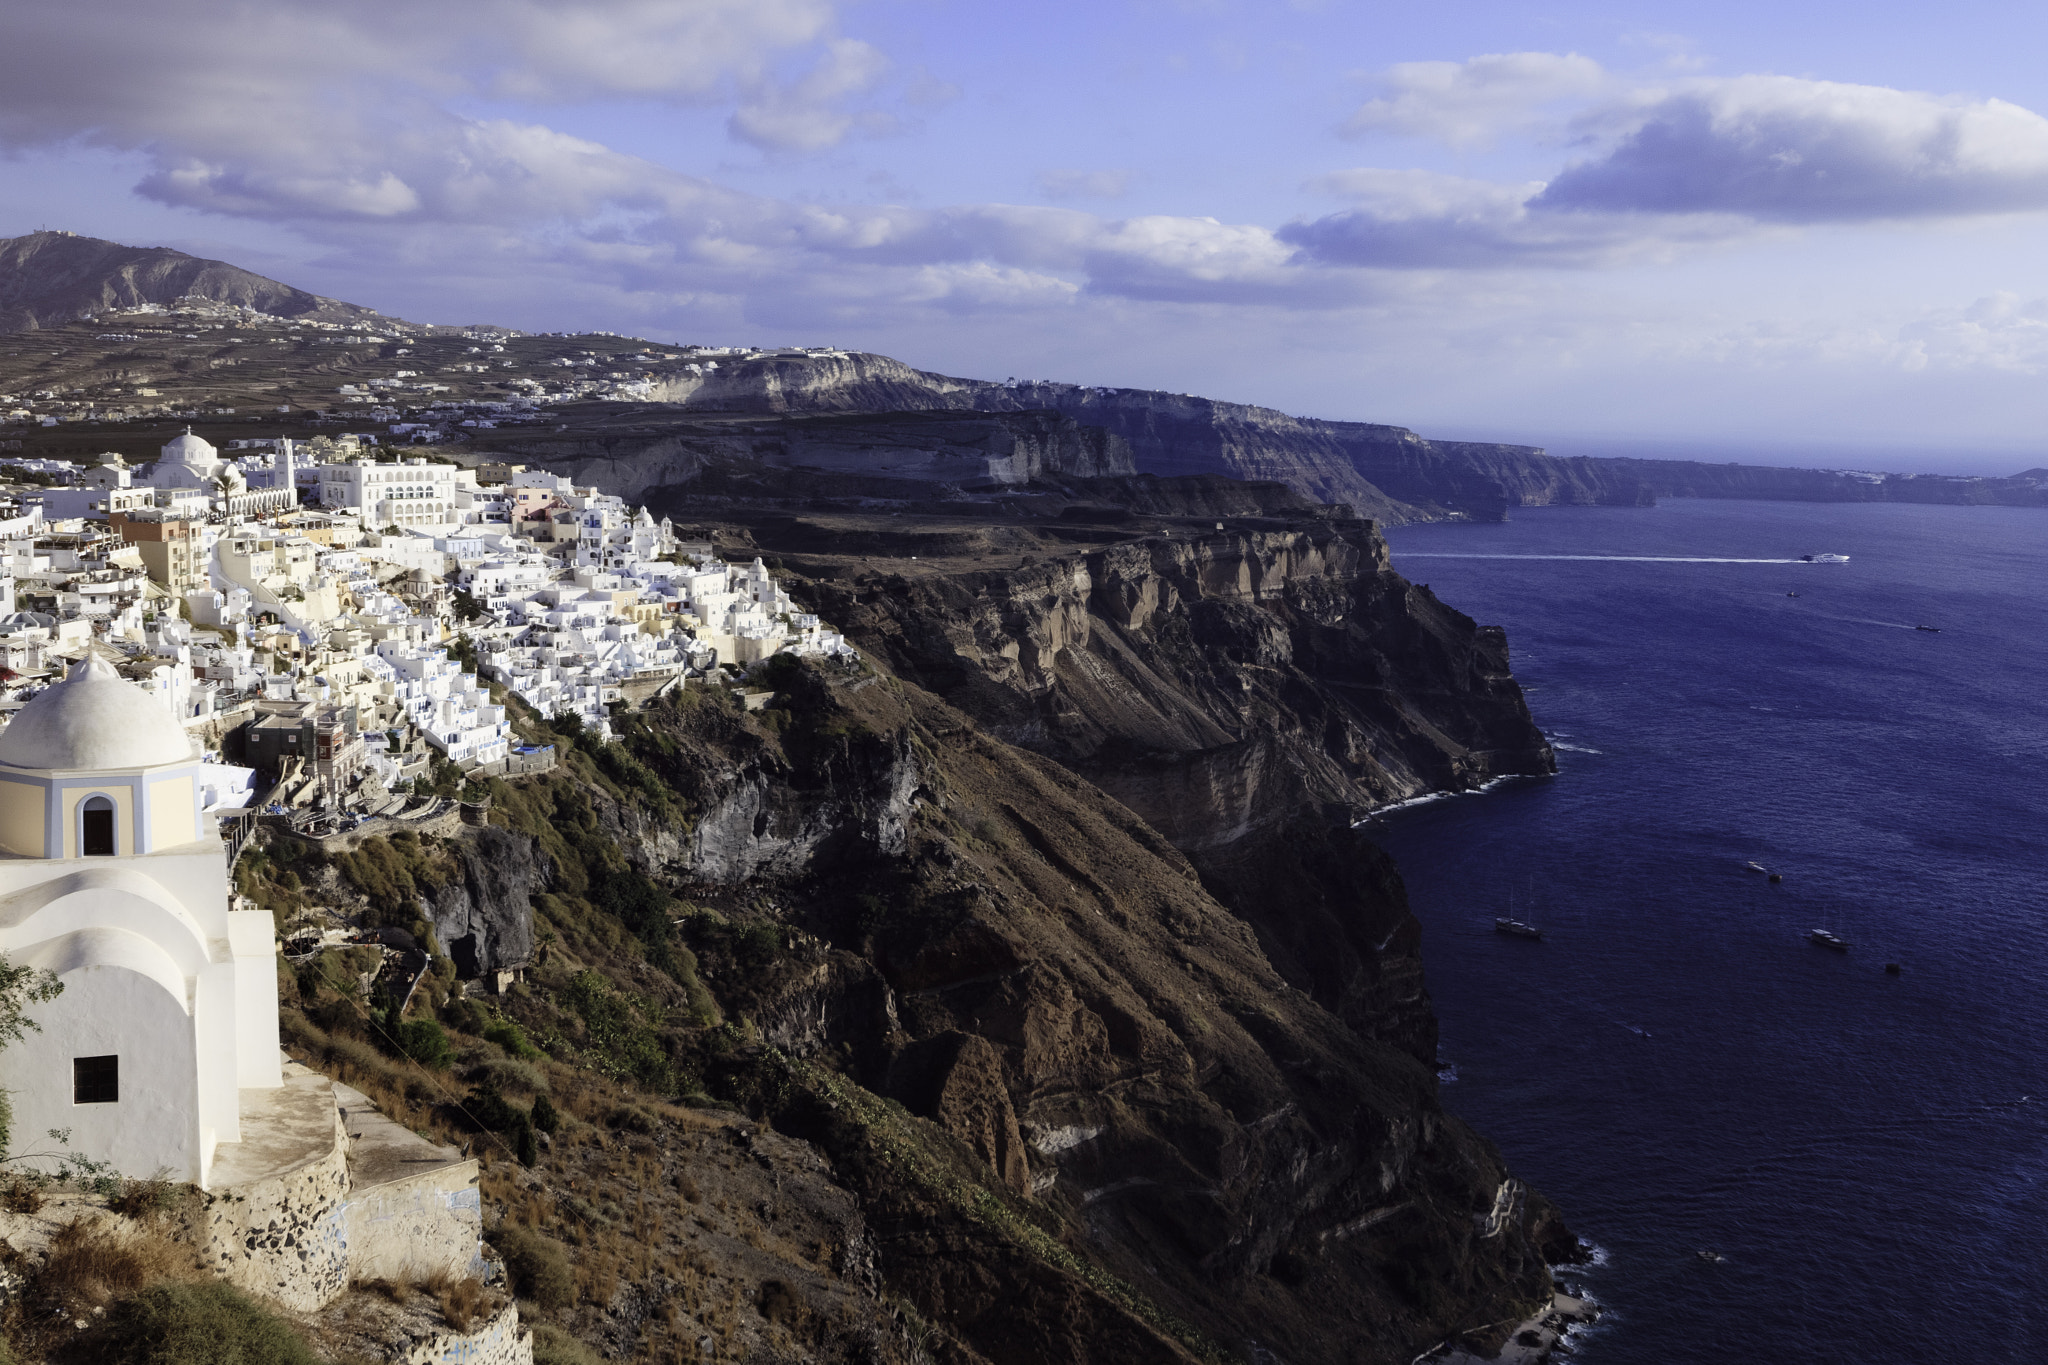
[
  {"x1": 93, "y1": 1281, "x2": 320, "y2": 1365},
  {"x1": 515, "y1": 1122, "x2": 538, "y2": 1168},
  {"x1": 490, "y1": 1224, "x2": 574, "y2": 1310},
  {"x1": 531, "y1": 1324, "x2": 604, "y2": 1365},
  {"x1": 529, "y1": 1094, "x2": 561, "y2": 1134},
  {"x1": 393, "y1": 1018, "x2": 454, "y2": 1070},
  {"x1": 471, "y1": 1056, "x2": 547, "y2": 1096},
  {"x1": 441, "y1": 995, "x2": 484, "y2": 1035},
  {"x1": 425, "y1": 1270, "x2": 484, "y2": 1332},
  {"x1": 484, "y1": 1019, "x2": 541, "y2": 1060},
  {"x1": 463, "y1": 1085, "x2": 525, "y2": 1133}
]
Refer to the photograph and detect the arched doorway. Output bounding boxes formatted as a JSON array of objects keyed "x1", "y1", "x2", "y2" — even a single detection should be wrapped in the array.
[{"x1": 80, "y1": 796, "x2": 115, "y2": 857}]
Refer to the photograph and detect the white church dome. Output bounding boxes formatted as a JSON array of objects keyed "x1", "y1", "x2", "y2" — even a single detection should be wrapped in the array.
[
  {"x1": 0, "y1": 655, "x2": 198, "y2": 771},
  {"x1": 159, "y1": 427, "x2": 220, "y2": 476}
]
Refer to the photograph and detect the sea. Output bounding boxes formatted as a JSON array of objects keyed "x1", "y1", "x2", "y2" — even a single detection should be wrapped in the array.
[{"x1": 1373, "y1": 499, "x2": 2048, "y2": 1364}]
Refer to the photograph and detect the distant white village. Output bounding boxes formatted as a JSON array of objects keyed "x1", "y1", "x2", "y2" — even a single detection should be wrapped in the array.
[{"x1": 0, "y1": 424, "x2": 854, "y2": 831}]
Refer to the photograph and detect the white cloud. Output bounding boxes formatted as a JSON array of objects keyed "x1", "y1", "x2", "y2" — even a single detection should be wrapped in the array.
[
  {"x1": 1539, "y1": 76, "x2": 2048, "y2": 221},
  {"x1": 1343, "y1": 52, "x2": 1608, "y2": 148},
  {"x1": 728, "y1": 38, "x2": 896, "y2": 152}
]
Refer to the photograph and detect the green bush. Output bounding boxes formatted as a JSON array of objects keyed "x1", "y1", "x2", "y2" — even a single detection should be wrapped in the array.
[
  {"x1": 515, "y1": 1121, "x2": 539, "y2": 1167},
  {"x1": 393, "y1": 1017, "x2": 453, "y2": 1070},
  {"x1": 94, "y1": 1282, "x2": 320, "y2": 1365},
  {"x1": 463, "y1": 1084, "x2": 525, "y2": 1132},
  {"x1": 560, "y1": 970, "x2": 673, "y2": 1093},
  {"x1": 484, "y1": 1019, "x2": 541, "y2": 1060},
  {"x1": 490, "y1": 1224, "x2": 574, "y2": 1310},
  {"x1": 529, "y1": 1093, "x2": 561, "y2": 1134}
]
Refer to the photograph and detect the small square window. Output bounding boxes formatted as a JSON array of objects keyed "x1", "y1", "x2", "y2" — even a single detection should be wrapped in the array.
[{"x1": 73, "y1": 1055, "x2": 118, "y2": 1105}]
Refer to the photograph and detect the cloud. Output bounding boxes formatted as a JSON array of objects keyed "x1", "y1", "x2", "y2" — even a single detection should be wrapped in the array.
[
  {"x1": 1537, "y1": 77, "x2": 2048, "y2": 221},
  {"x1": 1281, "y1": 168, "x2": 1737, "y2": 269},
  {"x1": 0, "y1": 0, "x2": 867, "y2": 152},
  {"x1": 1343, "y1": 52, "x2": 1608, "y2": 148},
  {"x1": 728, "y1": 38, "x2": 896, "y2": 152},
  {"x1": 1037, "y1": 169, "x2": 1133, "y2": 201}
]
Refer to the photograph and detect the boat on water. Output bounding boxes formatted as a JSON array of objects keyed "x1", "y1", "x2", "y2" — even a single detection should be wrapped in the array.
[
  {"x1": 1786, "y1": 591, "x2": 1800, "y2": 597},
  {"x1": 1495, "y1": 918, "x2": 1544, "y2": 940},
  {"x1": 1915, "y1": 624, "x2": 1941, "y2": 633},
  {"x1": 1808, "y1": 929, "x2": 1850, "y2": 951},
  {"x1": 1745, "y1": 860, "x2": 1769, "y2": 874},
  {"x1": 1799, "y1": 553, "x2": 1850, "y2": 563}
]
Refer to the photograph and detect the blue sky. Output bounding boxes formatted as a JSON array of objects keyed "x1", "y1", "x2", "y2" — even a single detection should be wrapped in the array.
[{"x1": 5, "y1": 0, "x2": 2048, "y2": 471}]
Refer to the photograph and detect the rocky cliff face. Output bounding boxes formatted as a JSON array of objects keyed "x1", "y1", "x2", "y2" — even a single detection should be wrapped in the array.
[
  {"x1": 0, "y1": 231, "x2": 380, "y2": 332},
  {"x1": 801, "y1": 523, "x2": 1553, "y2": 1050},
  {"x1": 529, "y1": 654, "x2": 1568, "y2": 1365},
  {"x1": 486, "y1": 408, "x2": 1134, "y2": 507},
  {"x1": 554, "y1": 348, "x2": 1648, "y2": 522},
  {"x1": 427, "y1": 824, "x2": 545, "y2": 978}
]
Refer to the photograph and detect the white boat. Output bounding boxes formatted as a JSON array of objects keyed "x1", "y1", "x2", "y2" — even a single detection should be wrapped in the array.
[
  {"x1": 1799, "y1": 554, "x2": 1850, "y2": 564},
  {"x1": 1807, "y1": 929, "x2": 1849, "y2": 951}
]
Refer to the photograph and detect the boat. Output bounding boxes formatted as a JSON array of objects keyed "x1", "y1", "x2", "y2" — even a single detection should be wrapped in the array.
[
  {"x1": 1786, "y1": 591, "x2": 1799, "y2": 597},
  {"x1": 1495, "y1": 918, "x2": 1544, "y2": 940},
  {"x1": 1915, "y1": 624, "x2": 1940, "y2": 633},
  {"x1": 1799, "y1": 553, "x2": 1850, "y2": 563},
  {"x1": 1768, "y1": 873, "x2": 1782, "y2": 884},
  {"x1": 1744, "y1": 860, "x2": 1769, "y2": 874},
  {"x1": 1885, "y1": 962, "x2": 1903, "y2": 975},
  {"x1": 1807, "y1": 929, "x2": 1849, "y2": 951}
]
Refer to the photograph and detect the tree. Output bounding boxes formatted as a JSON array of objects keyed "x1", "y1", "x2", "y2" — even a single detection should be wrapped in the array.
[{"x1": 0, "y1": 959, "x2": 62, "y2": 1158}]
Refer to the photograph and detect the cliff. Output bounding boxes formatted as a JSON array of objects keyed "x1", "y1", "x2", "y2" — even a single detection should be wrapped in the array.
[
  {"x1": 1587, "y1": 457, "x2": 2048, "y2": 507},
  {"x1": 799, "y1": 523, "x2": 1554, "y2": 1049},
  {"x1": 476, "y1": 408, "x2": 1135, "y2": 507},
  {"x1": 0, "y1": 231, "x2": 381, "y2": 332},
  {"x1": 267, "y1": 509, "x2": 1575, "y2": 1365}
]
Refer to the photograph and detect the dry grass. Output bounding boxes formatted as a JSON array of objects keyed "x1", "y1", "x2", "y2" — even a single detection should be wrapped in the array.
[
  {"x1": 424, "y1": 1270, "x2": 485, "y2": 1333},
  {"x1": 38, "y1": 1218, "x2": 204, "y2": 1310}
]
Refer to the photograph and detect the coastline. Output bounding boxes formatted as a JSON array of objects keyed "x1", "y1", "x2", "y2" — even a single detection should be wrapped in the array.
[{"x1": 1416, "y1": 1290, "x2": 1603, "y2": 1365}]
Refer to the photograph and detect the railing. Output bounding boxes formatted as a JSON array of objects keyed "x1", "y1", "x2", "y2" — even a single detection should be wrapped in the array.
[{"x1": 220, "y1": 811, "x2": 255, "y2": 869}]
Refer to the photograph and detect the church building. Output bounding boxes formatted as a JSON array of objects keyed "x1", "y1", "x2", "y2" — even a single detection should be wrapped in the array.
[
  {"x1": 0, "y1": 655, "x2": 281, "y2": 1186},
  {"x1": 150, "y1": 428, "x2": 297, "y2": 518}
]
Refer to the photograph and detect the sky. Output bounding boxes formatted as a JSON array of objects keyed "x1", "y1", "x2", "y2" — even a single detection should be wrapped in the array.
[{"x1": 5, "y1": 1, "x2": 2048, "y2": 472}]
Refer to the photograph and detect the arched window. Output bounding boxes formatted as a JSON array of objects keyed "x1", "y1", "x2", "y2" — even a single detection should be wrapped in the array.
[{"x1": 81, "y1": 796, "x2": 115, "y2": 857}]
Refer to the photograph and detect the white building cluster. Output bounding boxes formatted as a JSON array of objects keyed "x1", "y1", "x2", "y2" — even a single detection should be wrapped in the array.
[{"x1": 0, "y1": 428, "x2": 857, "y2": 819}]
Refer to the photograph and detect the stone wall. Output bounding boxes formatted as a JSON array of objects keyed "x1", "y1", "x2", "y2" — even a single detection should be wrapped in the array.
[
  {"x1": 203, "y1": 1100, "x2": 353, "y2": 1312},
  {"x1": 344, "y1": 1160, "x2": 485, "y2": 1285},
  {"x1": 393, "y1": 1302, "x2": 534, "y2": 1365}
]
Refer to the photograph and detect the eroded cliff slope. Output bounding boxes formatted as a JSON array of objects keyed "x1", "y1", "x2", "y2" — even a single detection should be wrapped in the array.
[{"x1": 269, "y1": 510, "x2": 1575, "y2": 1365}]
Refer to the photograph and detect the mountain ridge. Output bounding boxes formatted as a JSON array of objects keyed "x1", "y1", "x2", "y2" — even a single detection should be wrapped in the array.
[{"x1": 0, "y1": 229, "x2": 381, "y2": 332}]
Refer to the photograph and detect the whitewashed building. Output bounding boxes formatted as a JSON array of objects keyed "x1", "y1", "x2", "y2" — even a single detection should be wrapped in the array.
[{"x1": 0, "y1": 655, "x2": 280, "y2": 1186}]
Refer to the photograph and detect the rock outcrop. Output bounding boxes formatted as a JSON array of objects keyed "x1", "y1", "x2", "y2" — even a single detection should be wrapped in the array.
[{"x1": 427, "y1": 825, "x2": 545, "y2": 979}]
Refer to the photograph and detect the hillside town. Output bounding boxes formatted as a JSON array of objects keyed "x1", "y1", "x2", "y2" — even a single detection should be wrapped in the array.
[{"x1": 0, "y1": 421, "x2": 855, "y2": 834}]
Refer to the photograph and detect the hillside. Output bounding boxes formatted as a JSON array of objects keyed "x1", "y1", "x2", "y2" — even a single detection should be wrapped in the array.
[
  {"x1": 0, "y1": 230, "x2": 381, "y2": 332},
  {"x1": 250, "y1": 507, "x2": 1580, "y2": 1365}
]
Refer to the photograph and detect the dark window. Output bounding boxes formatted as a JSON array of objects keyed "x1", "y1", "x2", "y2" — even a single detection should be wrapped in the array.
[
  {"x1": 73, "y1": 1055, "x2": 118, "y2": 1104},
  {"x1": 81, "y1": 796, "x2": 114, "y2": 857}
]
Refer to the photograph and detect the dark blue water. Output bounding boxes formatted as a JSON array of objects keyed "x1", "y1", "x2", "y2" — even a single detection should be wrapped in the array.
[{"x1": 1375, "y1": 500, "x2": 2048, "y2": 1363}]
